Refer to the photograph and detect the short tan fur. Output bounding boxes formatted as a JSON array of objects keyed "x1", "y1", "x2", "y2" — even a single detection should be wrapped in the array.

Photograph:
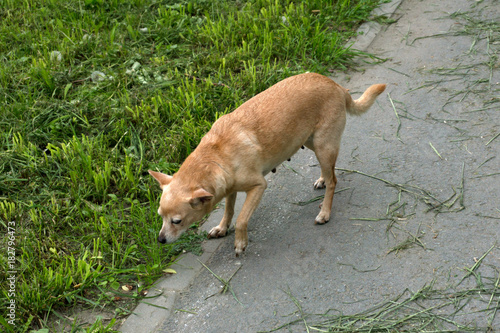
[{"x1": 150, "y1": 73, "x2": 386, "y2": 256}]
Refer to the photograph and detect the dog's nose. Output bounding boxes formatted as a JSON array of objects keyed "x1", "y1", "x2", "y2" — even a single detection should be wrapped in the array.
[{"x1": 157, "y1": 235, "x2": 167, "y2": 244}]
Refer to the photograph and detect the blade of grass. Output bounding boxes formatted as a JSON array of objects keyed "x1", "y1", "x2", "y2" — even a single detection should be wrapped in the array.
[
  {"x1": 294, "y1": 188, "x2": 351, "y2": 206},
  {"x1": 198, "y1": 260, "x2": 242, "y2": 305},
  {"x1": 458, "y1": 244, "x2": 496, "y2": 286},
  {"x1": 429, "y1": 141, "x2": 443, "y2": 159},
  {"x1": 485, "y1": 131, "x2": 500, "y2": 146},
  {"x1": 387, "y1": 92, "x2": 403, "y2": 143}
]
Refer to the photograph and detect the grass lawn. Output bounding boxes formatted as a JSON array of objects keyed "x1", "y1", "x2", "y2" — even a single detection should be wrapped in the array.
[{"x1": 0, "y1": 0, "x2": 384, "y2": 331}]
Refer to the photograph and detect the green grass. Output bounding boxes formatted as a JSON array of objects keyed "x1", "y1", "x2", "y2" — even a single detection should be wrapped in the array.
[{"x1": 0, "y1": 0, "x2": 383, "y2": 331}]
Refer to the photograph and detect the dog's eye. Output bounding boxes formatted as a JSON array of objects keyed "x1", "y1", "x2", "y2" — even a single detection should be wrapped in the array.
[{"x1": 171, "y1": 218, "x2": 182, "y2": 225}]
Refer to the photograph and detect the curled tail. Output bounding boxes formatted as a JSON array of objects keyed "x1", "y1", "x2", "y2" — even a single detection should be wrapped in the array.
[{"x1": 346, "y1": 83, "x2": 386, "y2": 116}]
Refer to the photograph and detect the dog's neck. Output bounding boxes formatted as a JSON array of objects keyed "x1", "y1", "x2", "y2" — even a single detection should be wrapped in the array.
[
  {"x1": 176, "y1": 154, "x2": 232, "y2": 206},
  {"x1": 203, "y1": 160, "x2": 232, "y2": 199}
]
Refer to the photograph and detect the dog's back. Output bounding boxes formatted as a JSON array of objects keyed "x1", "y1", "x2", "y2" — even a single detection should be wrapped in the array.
[{"x1": 151, "y1": 72, "x2": 386, "y2": 255}]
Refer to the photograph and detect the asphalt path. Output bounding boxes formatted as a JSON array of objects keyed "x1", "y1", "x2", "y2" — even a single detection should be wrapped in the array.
[{"x1": 120, "y1": 0, "x2": 500, "y2": 331}]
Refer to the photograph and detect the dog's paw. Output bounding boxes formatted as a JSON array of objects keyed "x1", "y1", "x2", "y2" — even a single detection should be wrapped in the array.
[
  {"x1": 313, "y1": 178, "x2": 326, "y2": 189},
  {"x1": 208, "y1": 226, "x2": 228, "y2": 238},
  {"x1": 234, "y1": 239, "x2": 247, "y2": 257},
  {"x1": 315, "y1": 212, "x2": 330, "y2": 224}
]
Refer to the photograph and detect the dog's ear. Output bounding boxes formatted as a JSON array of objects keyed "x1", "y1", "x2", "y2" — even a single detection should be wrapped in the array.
[
  {"x1": 148, "y1": 170, "x2": 173, "y2": 189},
  {"x1": 189, "y1": 188, "x2": 213, "y2": 208}
]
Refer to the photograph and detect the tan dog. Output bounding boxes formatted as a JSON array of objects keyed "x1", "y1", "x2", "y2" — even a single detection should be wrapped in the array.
[{"x1": 149, "y1": 73, "x2": 386, "y2": 255}]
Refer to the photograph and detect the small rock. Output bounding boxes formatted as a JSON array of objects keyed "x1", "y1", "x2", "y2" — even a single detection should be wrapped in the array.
[
  {"x1": 91, "y1": 71, "x2": 107, "y2": 82},
  {"x1": 50, "y1": 51, "x2": 62, "y2": 62}
]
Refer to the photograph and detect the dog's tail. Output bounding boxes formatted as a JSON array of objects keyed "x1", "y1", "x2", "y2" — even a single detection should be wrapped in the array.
[{"x1": 345, "y1": 84, "x2": 386, "y2": 116}]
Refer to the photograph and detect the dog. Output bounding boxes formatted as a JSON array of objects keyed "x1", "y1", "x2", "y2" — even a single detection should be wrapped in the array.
[{"x1": 149, "y1": 73, "x2": 386, "y2": 256}]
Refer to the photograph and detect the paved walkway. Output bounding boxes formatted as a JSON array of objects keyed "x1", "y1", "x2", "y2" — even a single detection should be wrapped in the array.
[{"x1": 120, "y1": 0, "x2": 500, "y2": 331}]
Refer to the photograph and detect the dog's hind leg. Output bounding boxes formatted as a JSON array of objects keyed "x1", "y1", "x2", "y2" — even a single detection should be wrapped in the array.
[
  {"x1": 208, "y1": 192, "x2": 237, "y2": 238},
  {"x1": 309, "y1": 115, "x2": 344, "y2": 224},
  {"x1": 313, "y1": 146, "x2": 339, "y2": 224},
  {"x1": 304, "y1": 140, "x2": 327, "y2": 190}
]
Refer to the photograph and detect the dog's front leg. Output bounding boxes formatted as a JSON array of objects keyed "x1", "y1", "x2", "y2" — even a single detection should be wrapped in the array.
[
  {"x1": 234, "y1": 181, "x2": 267, "y2": 256},
  {"x1": 208, "y1": 192, "x2": 237, "y2": 238}
]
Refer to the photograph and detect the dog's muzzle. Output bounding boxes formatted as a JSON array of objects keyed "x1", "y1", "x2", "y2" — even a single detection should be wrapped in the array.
[{"x1": 157, "y1": 235, "x2": 167, "y2": 244}]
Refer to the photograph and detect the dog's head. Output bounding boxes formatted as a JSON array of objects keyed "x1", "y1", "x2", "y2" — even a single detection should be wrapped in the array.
[{"x1": 149, "y1": 170, "x2": 213, "y2": 244}]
